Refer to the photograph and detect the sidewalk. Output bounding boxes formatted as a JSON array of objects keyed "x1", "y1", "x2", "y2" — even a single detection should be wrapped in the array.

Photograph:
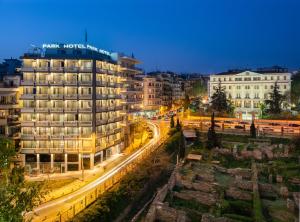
[{"x1": 28, "y1": 154, "x2": 127, "y2": 203}]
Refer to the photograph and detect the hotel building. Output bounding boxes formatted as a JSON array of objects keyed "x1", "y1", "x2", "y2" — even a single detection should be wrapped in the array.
[
  {"x1": 143, "y1": 76, "x2": 162, "y2": 113},
  {"x1": 20, "y1": 44, "x2": 124, "y2": 174},
  {"x1": 208, "y1": 69, "x2": 291, "y2": 119}
]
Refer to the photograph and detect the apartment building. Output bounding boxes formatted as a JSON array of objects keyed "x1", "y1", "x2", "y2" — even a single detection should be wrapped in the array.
[
  {"x1": 209, "y1": 69, "x2": 291, "y2": 119},
  {"x1": 0, "y1": 75, "x2": 21, "y2": 146},
  {"x1": 143, "y1": 76, "x2": 162, "y2": 113},
  {"x1": 20, "y1": 43, "x2": 124, "y2": 174}
]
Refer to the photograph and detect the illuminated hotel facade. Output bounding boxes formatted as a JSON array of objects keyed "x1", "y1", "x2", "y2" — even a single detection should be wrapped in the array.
[{"x1": 20, "y1": 44, "x2": 125, "y2": 173}]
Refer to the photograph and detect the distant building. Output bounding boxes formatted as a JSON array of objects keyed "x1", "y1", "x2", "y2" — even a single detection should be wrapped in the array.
[
  {"x1": 209, "y1": 69, "x2": 291, "y2": 120},
  {"x1": 143, "y1": 76, "x2": 162, "y2": 113},
  {"x1": 0, "y1": 75, "x2": 21, "y2": 146},
  {"x1": 0, "y1": 58, "x2": 22, "y2": 80}
]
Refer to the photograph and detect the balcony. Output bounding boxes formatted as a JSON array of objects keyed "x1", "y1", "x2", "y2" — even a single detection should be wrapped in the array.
[
  {"x1": 96, "y1": 119, "x2": 107, "y2": 125},
  {"x1": 107, "y1": 106, "x2": 115, "y2": 111},
  {"x1": 64, "y1": 121, "x2": 77, "y2": 127},
  {"x1": 96, "y1": 94, "x2": 107, "y2": 100},
  {"x1": 35, "y1": 121, "x2": 49, "y2": 127},
  {"x1": 35, "y1": 135, "x2": 49, "y2": 140},
  {"x1": 96, "y1": 68, "x2": 107, "y2": 73},
  {"x1": 36, "y1": 67, "x2": 49, "y2": 72},
  {"x1": 35, "y1": 108, "x2": 49, "y2": 113},
  {"x1": 36, "y1": 94, "x2": 49, "y2": 100},
  {"x1": 96, "y1": 106, "x2": 107, "y2": 112},
  {"x1": 20, "y1": 94, "x2": 34, "y2": 100},
  {"x1": 64, "y1": 134, "x2": 78, "y2": 139},
  {"x1": 50, "y1": 67, "x2": 63, "y2": 72},
  {"x1": 50, "y1": 121, "x2": 63, "y2": 126},
  {"x1": 50, "y1": 94, "x2": 63, "y2": 100},
  {"x1": 107, "y1": 70, "x2": 115, "y2": 75},
  {"x1": 64, "y1": 80, "x2": 77, "y2": 86},
  {"x1": 64, "y1": 94, "x2": 78, "y2": 100},
  {"x1": 21, "y1": 80, "x2": 34, "y2": 86},
  {"x1": 78, "y1": 81, "x2": 92, "y2": 86},
  {"x1": 21, "y1": 107, "x2": 35, "y2": 113},
  {"x1": 50, "y1": 107, "x2": 64, "y2": 113},
  {"x1": 78, "y1": 107, "x2": 92, "y2": 113},
  {"x1": 79, "y1": 67, "x2": 92, "y2": 72},
  {"x1": 49, "y1": 80, "x2": 64, "y2": 86},
  {"x1": 114, "y1": 128, "x2": 122, "y2": 134},
  {"x1": 21, "y1": 134, "x2": 34, "y2": 140},
  {"x1": 21, "y1": 121, "x2": 34, "y2": 127},
  {"x1": 96, "y1": 81, "x2": 107, "y2": 87},
  {"x1": 51, "y1": 134, "x2": 64, "y2": 140},
  {"x1": 108, "y1": 82, "x2": 116, "y2": 87},
  {"x1": 64, "y1": 107, "x2": 77, "y2": 113},
  {"x1": 35, "y1": 80, "x2": 49, "y2": 86},
  {"x1": 65, "y1": 67, "x2": 79, "y2": 72},
  {"x1": 78, "y1": 94, "x2": 92, "y2": 100},
  {"x1": 79, "y1": 121, "x2": 92, "y2": 126},
  {"x1": 115, "y1": 105, "x2": 123, "y2": 111}
]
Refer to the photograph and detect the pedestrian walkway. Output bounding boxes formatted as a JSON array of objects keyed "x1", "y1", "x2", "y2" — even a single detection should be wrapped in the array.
[{"x1": 27, "y1": 154, "x2": 126, "y2": 203}]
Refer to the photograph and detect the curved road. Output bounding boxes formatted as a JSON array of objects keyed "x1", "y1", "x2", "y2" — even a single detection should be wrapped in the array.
[{"x1": 27, "y1": 121, "x2": 161, "y2": 222}]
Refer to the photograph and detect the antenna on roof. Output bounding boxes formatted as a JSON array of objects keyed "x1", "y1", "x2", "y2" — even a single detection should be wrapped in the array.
[{"x1": 85, "y1": 29, "x2": 88, "y2": 45}]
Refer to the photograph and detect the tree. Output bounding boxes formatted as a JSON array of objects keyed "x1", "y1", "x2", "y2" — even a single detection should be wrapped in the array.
[
  {"x1": 206, "y1": 112, "x2": 219, "y2": 149},
  {"x1": 250, "y1": 120, "x2": 256, "y2": 138},
  {"x1": 170, "y1": 115, "x2": 175, "y2": 128},
  {"x1": 0, "y1": 139, "x2": 44, "y2": 222},
  {"x1": 259, "y1": 103, "x2": 266, "y2": 119},
  {"x1": 176, "y1": 118, "x2": 182, "y2": 131},
  {"x1": 193, "y1": 128, "x2": 202, "y2": 148},
  {"x1": 178, "y1": 131, "x2": 186, "y2": 159},
  {"x1": 265, "y1": 82, "x2": 285, "y2": 114},
  {"x1": 183, "y1": 94, "x2": 190, "y2": 111},
  {"x1": 291, "y1": 71, "x2": 300, "y2": 109},
  {"x1": 210, "y1": 81, "x2": 232, "y2": 113}
]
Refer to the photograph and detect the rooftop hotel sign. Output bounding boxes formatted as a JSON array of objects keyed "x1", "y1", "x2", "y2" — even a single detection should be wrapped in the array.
[{"x1": 42, "y1": 43, "x2": 111, "y2": 56}]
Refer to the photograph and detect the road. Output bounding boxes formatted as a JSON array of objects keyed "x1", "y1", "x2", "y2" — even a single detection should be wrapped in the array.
[{"x1": 26, "y1": 121, "x2": 162, "y2": 222}]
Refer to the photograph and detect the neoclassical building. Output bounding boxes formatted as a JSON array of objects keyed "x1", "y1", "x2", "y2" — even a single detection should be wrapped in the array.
[{"x1": 208, "y1": 69, "x2": 291, "y2": 119}]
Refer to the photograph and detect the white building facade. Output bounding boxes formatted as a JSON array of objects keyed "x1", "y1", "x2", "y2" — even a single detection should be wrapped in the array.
[{"x1": 208, "y1": 70, "x2": 291, "y2": 120}]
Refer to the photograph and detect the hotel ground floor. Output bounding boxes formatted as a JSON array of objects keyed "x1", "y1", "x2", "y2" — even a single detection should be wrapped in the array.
[{"x1": 22, "y1": 143, "x2": 122, "y2": 175}]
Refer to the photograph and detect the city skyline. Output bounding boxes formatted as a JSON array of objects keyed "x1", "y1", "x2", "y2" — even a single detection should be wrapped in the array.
[{"x1": 0, "y1": 0, "x2": 300, "y2": 73}]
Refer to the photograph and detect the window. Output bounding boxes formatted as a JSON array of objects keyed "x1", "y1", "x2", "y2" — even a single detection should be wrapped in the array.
[
  {"x1": 213, "y1": 78, "x2": 216, "y2": 81},
  {"x1": 229, "y1": 86, "x2": 231, "y2": 90},
  {"x1": 235, "y1": 77, "x2": 243, "y2": 81},
  {"x1": 244, "y1": 77, "x2": 251, "y2": 81},
  {"x1": 253, "y1": 77, "x2": 261, "y2": 81},
  {"x1": 265, "y1": 85, "x2": 267, "y2": 89},
  {"x1": 229, "y1": 78, "x2": 232, "y2": 81},
  {"x1": 224, "y1": 78, "x2": 226, "y2": 81},
  {"x1": 284, "y1": 76, "x2": 287, "y2": 80},
  {"x1": 254, "y1": 93, "x2": 259, "y2": 99},
  {"x1": 271, "y1": 76, "x2": 273, "y2": 80},
  {"x1": 236, "y1": 86, "x2": 241, "y2": 90},
  {"x1": 254, "y1": 85, "x2": 259, "y2": 90},
  {"x1": 284, "y1": 85, "x2": 287, "y2": 89},
  {"x1": 277, "y1": 76, "x2": 280, "y2": 80},
  {"x1": 265, "y1": 76, "x2": 267, "y2": 80},
  {"x1": 245, "y1": 85, "x2": 250, "y2": 90},
  {"x1": 245, "y1": 93, "x2": 250, "y2": 99}
]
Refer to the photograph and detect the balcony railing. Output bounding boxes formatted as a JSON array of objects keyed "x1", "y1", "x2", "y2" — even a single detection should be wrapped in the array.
[
  {"x1": 35, "y1": 135, "x2": 49, "y2": 140},
  {"x1": 78, "y1": 108, "x2": 92, "y2": 112},
  {"x1": 21, "y1": 80, "x2": 34, "y2": 85},
  {"x1": 96, "y1": 119, "x2": 107, "y2": 125},
  {"x1": 21, "y1": 121, "x2": 34, "y2": 127},
  {"x1": 78, "y1": 121, "x2": 92, "y2": 126},
  {"x1": 50, "y1": 94, "x2": 63, "y2": 100},
  {"x1": 96, "y1": 95, "x2": 107, "y2": 100},
  {"x1": 36, "y1": 94, "x2": 49, "y2": 100},
  {"x1": 50, "y1": 134, "x2": 64, "y2": 140},
  {"x1": 96, "y1": 68, "x2": 107, "y2": 73},
  {"x1": 50, "y1": 107, "x2": 64, "y2": 112},
  {"x1": 63, "y1": 134, "x2": 78, "y2": 139},
  {"x1": 96, "y1": 106, "x2": 107, "y2": 112},
  {"x1": 50, "y1": 67, "x2": 64, "y2": 72},
  {"x1": 64, "y1": 80, "x2": 77, "y2": 86},
  {"x1": 35, "y1": 121, "x2": 49, "y2": 127},
  {"x1": 50, "y1": 121, "x2": 63, "y2": 126},
  {"x1": 21, "y1": 135, "x2": 34, "y2": 140},
  {"x1": 96, "y1": 81, "x2": 107, "y2": 87},
  {"x1": 22, "y1": 67, "x2": 34, "y2": 72},
  {"x1": 64, "y1": 121, "x2": 78, "y2": 127},
  {"x1": 64, "y1": 107, "x2": 77, "y2": 112},
  {"x1": 64, "y1": 94, "x2": 78, "y2": 100},
  {"x1": 36, "y1": 67, "x2": 49, "y2": 72},
  {"x1": 20, "y1": 94, "x2": 35, "y2": 100},
  {"x1": 21, "y1": 107, "x2": 35, "y2": 113},
  {"x1": 49, "y1": 80, "x2": 64, "y2": 85},
  {"x1": 78, "y1": 81, "x2": 92, "y2": 86},
  {"x1": 65, "y1": 67, "x2": 79, "y2": 72},
  {"x1": 78, "y1": 94, "x2": 92, "y2": 100},
  {"x1": 35, "y1": 80, "x2": 49, "y2": 86},
  {"x1": 79, "y1": 67, "x2": 92, "y2": 72},
  {"x1": 35, "y1": 108, "x2": 49, "y2": 113}
]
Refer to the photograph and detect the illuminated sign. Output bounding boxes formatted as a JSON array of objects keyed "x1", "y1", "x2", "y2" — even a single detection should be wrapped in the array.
[{"x1": 42, "y1": 43, "x2": 111, "y2": 56}]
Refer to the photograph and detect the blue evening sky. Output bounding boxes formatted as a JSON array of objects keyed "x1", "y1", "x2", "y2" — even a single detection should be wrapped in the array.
[{"x1": 0, "y1": 0, "x2": 299, "y2": 73}]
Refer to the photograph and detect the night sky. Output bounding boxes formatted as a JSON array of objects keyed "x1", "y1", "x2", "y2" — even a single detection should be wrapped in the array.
[{"x1": 0, "y1": 0, "x2": 299, "y2": 73}]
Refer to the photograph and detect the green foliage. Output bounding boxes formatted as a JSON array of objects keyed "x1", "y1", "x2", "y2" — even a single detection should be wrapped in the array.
[
  {"x1": 223, "y1": 213, "x2": 253, "y2": 222},
  {"x1": 179, "y1": 131, "x2": 186, "y2": 159},
  {"x1": 189, "y1": 79, "x2": 207, "y2": 97},
  {"x1": 170, "y1": 115, "x2": 175, "y2": 128},
  {"x1": 253, "y1": 191, "x2": 266, "y2": 222},
  {"x1": 165, "y1": 132, "x2": 182, "y2": 154},
  {"x1": 0, "y1": 139, "x2": 44, "y2": 222},
  {"x1": 265, "y1": 82, "x2": 286, "y2": 114},
  {"x1": 183, "y1": 94, "x2": 190, "y2": 111},
  {"x1": 291, "y1": 71, "x2": 300, "y2": 108},
  {"x1": 206, "y1": 112, "x2": 219, "y2": 149},
  {"x1": 250, "y1": 121, "x2": 256, "y2": 138},
  {"x1": 176, "y1": 118, "x2": 182, "y2": 131},
  {"x1": 193, "y1": 128, "x2": 202, "y2": 148},
  {"x1": 210, "y1": 81, "x2": 233, "y2": 113}
]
